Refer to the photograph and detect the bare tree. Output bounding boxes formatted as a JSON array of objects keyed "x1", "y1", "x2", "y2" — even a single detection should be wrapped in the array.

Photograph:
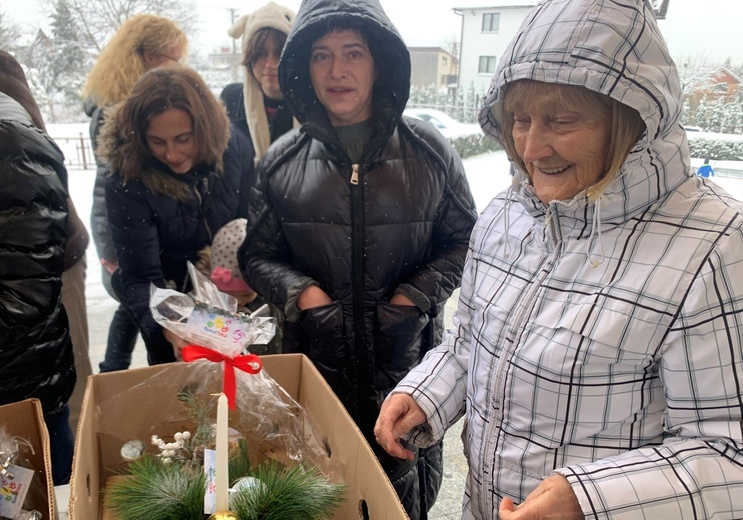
[
  {"x1": 40, "y1": 0, "x2": 199, "y2": 54},
  {"x1": 439, "y1": 33, "x2": 460, "y2": 60},
  {"x1": 0, "y1": 10, "x2": 24, "y2": 52}
]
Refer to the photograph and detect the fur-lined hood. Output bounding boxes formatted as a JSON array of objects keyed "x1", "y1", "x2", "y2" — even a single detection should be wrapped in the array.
[{"x1": 228, "y1": 2, "x2": 295, "y2": 160}]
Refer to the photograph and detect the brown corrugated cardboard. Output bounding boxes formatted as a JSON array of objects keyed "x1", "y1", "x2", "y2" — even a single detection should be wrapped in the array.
[
  {"x1": 0, "y1": 398, "x2": 57, "y2": 519},
  {"x1": 68, "y1": 354, "x2": 409, "y2": 519}
]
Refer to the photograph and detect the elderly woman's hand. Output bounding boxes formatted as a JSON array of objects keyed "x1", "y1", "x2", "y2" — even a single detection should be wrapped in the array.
[
  {"x1": 498, "y1": 475, "x2": 584, "y2": 520},
  {"x1": 373, "y1": 393, "x2": 426, "y2": 460}
]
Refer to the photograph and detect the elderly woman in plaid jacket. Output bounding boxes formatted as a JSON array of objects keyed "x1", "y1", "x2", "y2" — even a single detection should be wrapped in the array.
[{"x1": 375, "y1": 0, "x2": 743, "y2": 518}]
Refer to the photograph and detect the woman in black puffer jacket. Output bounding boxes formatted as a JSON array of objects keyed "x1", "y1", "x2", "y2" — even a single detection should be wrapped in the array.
[
  {"x1": 99, "y1": 65, "x2": 255, "y2": 365},
  {"x1": 239, "y1": 0, "x2": 477, "y2": 516},
  {"x1": 0, "y1": 51, "x2": 76, "y2": 485}
]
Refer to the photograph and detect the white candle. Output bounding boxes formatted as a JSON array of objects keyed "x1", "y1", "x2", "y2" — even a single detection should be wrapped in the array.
[{"x1": 215, "y1": 393, "x2": 229, "y2": 511}]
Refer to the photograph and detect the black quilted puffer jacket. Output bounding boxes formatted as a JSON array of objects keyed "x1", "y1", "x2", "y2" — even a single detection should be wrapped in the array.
[
  {"x1": 239, "y1": 0, "x2": 477, "y2": 515},
  {"x1": 0, "y1": 119, "x2": 75, "y2": 414}
]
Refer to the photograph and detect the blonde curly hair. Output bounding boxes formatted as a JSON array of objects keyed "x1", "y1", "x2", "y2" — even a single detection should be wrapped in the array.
[{"x1": 82, "y1": 14, "x2": 187, "y2": 107}]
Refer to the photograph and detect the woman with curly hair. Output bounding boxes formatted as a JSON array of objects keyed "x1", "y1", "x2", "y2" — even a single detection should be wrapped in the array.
[
  {"x1": 82, "y1": 14, "x2": 187, "y2": 373},
  {"x1": 97, "y1": 64, "x2": 255, "y2": 365}
]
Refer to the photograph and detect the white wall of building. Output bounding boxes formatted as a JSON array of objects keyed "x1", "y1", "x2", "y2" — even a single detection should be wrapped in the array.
[
  {"x1": 456, "y1": 5, "x2": 534, "y2": 93},
  {"x1": 455, "y1": 0, "x2": 742, "y2": 98}
]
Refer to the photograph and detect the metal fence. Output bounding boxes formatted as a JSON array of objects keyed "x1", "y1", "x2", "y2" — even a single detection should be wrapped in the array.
[{"x1": 53, "y1": 133, "x2": 96, "y2": 170}]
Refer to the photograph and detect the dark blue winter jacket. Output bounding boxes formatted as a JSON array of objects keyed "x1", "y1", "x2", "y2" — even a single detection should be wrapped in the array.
[{"x1": 104, "y1": 125, "x2": 255, "y2": 364}]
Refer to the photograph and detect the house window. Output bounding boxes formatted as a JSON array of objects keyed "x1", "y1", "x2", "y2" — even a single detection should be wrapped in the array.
[
  {"x1": 478, "y1": 56, "x2": 497, "y2": 74},
  {"x1": 442, "y1": 56, "x2": 448, "y2": 66},
  {"x1": 482, "y1": 13, "x2": 500, "y2": 33}
]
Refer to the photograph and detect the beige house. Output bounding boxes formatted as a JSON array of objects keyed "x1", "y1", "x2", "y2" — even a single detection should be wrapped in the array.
[{"x1": 408, "y1": 46, "x2": 459, "y2": 91}]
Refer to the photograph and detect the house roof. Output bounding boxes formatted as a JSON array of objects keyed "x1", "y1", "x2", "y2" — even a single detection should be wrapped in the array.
[
  {"x1": 714, "y1": 67, "x2": 742, "y2": 84},
  {"x1": 454, "y1": 0, "x2": 668, "y2": 18},
  {"x1": 453, "y1": 0, "x2": 536, "y2": 10},
  {"x1": 409, "y1": 46, "x2": 452, "y2": 54}
]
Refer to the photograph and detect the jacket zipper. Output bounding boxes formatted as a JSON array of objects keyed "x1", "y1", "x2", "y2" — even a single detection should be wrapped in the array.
[
  {"x1": 480, "y1": 206, "x2": 562, "y2": 514},
  {"x1": 349, "y1": 162, "x2": 372, "y2": 420}
]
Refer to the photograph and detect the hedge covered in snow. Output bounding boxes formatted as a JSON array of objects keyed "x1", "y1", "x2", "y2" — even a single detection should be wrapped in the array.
[
  {"x1": 688, "y1": 134, "x2": 743, "y2": 161},
  {"x1": 448, "y1": 133, "x2": 502, "y2": 159}
]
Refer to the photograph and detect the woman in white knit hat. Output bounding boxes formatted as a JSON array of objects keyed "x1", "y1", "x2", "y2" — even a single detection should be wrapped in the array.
[{"x1": 220, "y1": 1, "x2": 296, "y2": 162}]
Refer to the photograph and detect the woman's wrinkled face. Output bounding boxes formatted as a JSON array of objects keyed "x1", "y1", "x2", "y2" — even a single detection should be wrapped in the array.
[
  {"x1": 250, "y1": 31, "x2": 283, "y2": 100},
  {"x1": 309, "y1": 29, "x2": 375, "y2": 127},
  {"x1": 145, "y1": 108, "x2": 197, "y2": 174},
  {"x1": 510, "y1": 83, "x2": 611, "y2": 204}
]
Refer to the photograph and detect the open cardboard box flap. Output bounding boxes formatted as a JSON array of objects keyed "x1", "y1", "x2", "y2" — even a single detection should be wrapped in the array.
[
  {"x1": 68, "y1": 353, "x2": 409, "y2": 519},
  {"x1": 0, "y1": 398, "x2": 57, "y2": 519}
]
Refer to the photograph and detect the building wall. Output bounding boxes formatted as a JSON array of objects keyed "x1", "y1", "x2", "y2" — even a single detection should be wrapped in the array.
[
  {"x1": 457, "y1": 5, "x2": 534, "y2": 93},
  {"x1": 410, "y1": 48, "x2": 459, "y2": 90},
  {"x1": 410, "y1": 52, "x2": 439, "y2": 87}
]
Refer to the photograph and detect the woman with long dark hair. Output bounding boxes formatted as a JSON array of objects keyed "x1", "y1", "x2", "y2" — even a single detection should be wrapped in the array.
[{"x1": 99, "y1": 64, "x2": 255, "y2": 365}]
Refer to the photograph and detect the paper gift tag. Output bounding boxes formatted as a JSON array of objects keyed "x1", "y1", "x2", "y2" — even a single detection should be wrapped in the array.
[
  {"x1": 203, "y1": 448, "x2": 217, "y2": 515},
  {"x1": 0, "y1": 464, "x2": 35, "y2": 518}
]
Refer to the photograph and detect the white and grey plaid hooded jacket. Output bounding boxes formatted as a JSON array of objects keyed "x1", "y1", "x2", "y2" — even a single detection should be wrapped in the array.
[{"x1": 393, "y1": 0, "x2": 743, "y2": 518}]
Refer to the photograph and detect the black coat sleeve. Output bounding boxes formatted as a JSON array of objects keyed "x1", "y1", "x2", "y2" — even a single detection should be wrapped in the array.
[{"x1": 395, "y1": 132, "x2": 477, "y2": 314}]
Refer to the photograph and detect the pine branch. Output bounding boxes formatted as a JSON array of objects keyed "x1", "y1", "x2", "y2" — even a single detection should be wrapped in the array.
[
  {"x1": 229, "y1": 437, "x2": 253, "y2": 485},
  {"x1": 232, "y1": 462, "x2": 346, "y2": 520},
  {"x1": 104, "y1": 456, "x2": 206, "y2": 520}
]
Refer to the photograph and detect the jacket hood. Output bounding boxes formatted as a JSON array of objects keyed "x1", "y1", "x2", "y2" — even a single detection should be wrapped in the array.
[
  {"x1": 479, "y1": 0, "x2": 691, "y2": 222},
  {"x1": 279, "y1": 0, "x2": 410, "y2": 137},
  {"x1": 228, "y1": 2, "x2": 296, "y2": 160}
]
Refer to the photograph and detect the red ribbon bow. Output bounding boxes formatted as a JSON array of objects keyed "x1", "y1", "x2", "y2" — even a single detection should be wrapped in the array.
[{"x1": 181, "y1": 344, "x2": 262, "y2": 409}]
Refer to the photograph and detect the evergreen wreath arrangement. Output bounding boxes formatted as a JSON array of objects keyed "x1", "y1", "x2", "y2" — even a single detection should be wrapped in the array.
[{"x1": 103, "y1": 394, "x2": 345, "y2": 520}]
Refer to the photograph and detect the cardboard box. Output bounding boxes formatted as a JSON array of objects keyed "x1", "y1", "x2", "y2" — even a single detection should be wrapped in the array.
[
  {"x1": 68, "y1": 354, "x2": 409, "y2": 519},
  {"x1": 0, "y1": 398, "x2": 57, "y2": 519}
]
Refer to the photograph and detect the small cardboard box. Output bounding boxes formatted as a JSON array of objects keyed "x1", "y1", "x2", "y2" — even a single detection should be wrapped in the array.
[
  {"x1": 0, "y1": 398, "x2": 57, "y2": 519},
  {"x1": 68, "y1": 353, "x2": 409, "y2": 519}
]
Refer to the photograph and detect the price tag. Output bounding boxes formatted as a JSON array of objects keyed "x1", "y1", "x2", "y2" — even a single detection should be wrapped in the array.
[
  {"x1": 203, "y1": 448, "x2": 217, "y2": 515},
  {"x1": 0, "y1": 464, "x2": 35, "y2": 518}
]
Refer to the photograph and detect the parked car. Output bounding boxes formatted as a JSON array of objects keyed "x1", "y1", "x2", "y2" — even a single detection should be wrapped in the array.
[
  {"x1": 403, "y1": 108, "x2": 482, "y2": 139},
  {"x1": 683, "y1": 125, "x2": 703, "y2": 133}
]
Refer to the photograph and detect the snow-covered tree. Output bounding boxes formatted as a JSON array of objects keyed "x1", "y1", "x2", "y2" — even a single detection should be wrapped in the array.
[
  {"x1": 49, "y1": 0, "x2": 87, "y2": 100},
  {"x1": 0, "y1": 10, "x2": 23, "y2": 53},
  {"x1": 41, "y1": 0, "x2": 199, "y2": 54}
]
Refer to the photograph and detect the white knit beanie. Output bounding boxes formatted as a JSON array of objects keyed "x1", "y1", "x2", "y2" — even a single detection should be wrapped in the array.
[{"x1": 210, "y1": 219, "x2": 251, "y2": 293}]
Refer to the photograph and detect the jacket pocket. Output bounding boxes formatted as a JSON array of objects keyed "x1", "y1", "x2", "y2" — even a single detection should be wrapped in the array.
[
  {"x1": 374, "y1": 303, "x2": 429, "y2": 401},
  {"x1": 298, "y1": 301, "x2": 349, "y2": 397}
]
